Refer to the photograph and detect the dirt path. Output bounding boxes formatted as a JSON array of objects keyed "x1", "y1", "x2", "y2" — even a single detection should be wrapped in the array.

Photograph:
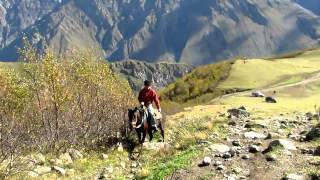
[{"x1": 211, "y1": 72, "x2": 320, "y2": 103}]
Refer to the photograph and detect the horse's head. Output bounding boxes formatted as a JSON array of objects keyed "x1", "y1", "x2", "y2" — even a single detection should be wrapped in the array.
[{"x1": 128, "y1": 107, "x2": 140, "y2": 129}]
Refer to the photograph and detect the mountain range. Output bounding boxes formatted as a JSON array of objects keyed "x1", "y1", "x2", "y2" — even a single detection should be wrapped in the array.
[{"x1": 1, "y1": 0, "x2": 320, "y2": 65}]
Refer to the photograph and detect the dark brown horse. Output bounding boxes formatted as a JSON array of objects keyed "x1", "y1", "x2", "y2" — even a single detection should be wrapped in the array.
[{"x1": 128, "y1": 107, "x2": 164, "y2": 144}]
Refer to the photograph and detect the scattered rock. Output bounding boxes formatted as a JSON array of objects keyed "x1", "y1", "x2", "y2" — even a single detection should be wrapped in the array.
[
  {"x1": 228, "y1": 121, "x2": 237, "y2": 126},
  {"x1": 267, "y1": 139, "x2": 297, "y2": 152},
  {"x1": 222, "y1": 152, "x2": 232, "y2": 159},
  {"x1": 216, "y1": 165, "x2": 225, "y2": 171},
  {"x1": 305, "y1": 112, "x2": 314, "y2": 121},
  {"x1": 288, "y1": 134, "x2": 303, "y2": 141},
  {"x1": 249, "y1": 145, "x2": 261, "y2": 153},
  {"x1": 120, "y1": 162, "x2": 126, "y2": 168},
  {"x1": 106, "y1": 166, "x2": 114, "y2": 174},
  {"x1": 131, "y1": 161, "x2": 139, "y2": 168},
  {"x1": 143, "y1": 142, "x2": 170, "y2": 150},
  {"x1": 300, "y1": 148, "x2": 313, "y2": 155},
  {"x1": 244, "y1": 131, "x2": 267, "y2": 139},
  {"x1": 67, "y1": 149, "x2": 83, "y2": 160},
  {"x1": 209, "y1": 144, "x2": 231, "y2": 153},
  {"x1": 227, "y1": 175, "x2": 237, "y2": 180},
  {"x1": 127, "y1": 174, "x2": 135, "y2": 179},
  {"x1": 266, "y1": 154, "x2": 277, "y2": 161},
  {"x1": 232, "y1": 167, "x2": 243, "y2": 174},
  {"x1": 33, "y1": 166, "x2": 51, "y2": 175},
  {"x1": 29, "y1": 153, "x2": 46, "y2": 165},
  {"x1": 283, "y1": 173, "x2": 306, "y2": 180},
  {"x1": 101, "y1": 153, "x2": 109, "y2": 160},
  {"x1": 27, "y1": 171, "x2": 39, "y2": 177},
  {"x1": 241, "y1": 154, "x2": 250, "y2": 160},
  {"x1": 244, "y1": 122, "x2": 266, "y2": 129},
  {"x1": 67, "y1": 169, "x2": 76, "y2": 176},
  {"x1": 229, "y1": 148, "x2": 236, "y2": 157},
  {"x1": 52, "y1": 166, "x2": 66, "y2": 176},
  {"x1": 118, "y1": 143, "x2": 124, "y2": 152},
  {"x1": 59, "y1": 152, "x2": 73, "y2": 164},
  {"x1": 232, "y1": 140, "x2": 241, "y2": 146},
  {"x1": 199, "y1": 156, "x2": 211, "y2": 166},
  {"x1": 313, "y1": 146, "x2": 320, "y2": 156},
  {"x1": 213, "y1": 161, "x2": 223, "y2": 166},
  {"x1": 49, "y1": 158, "x2": 63, "y2": 166}
]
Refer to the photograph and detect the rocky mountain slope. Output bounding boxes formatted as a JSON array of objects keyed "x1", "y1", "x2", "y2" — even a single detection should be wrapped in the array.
[
  {"x1": 1, "y1": 0, "x2": 320, "y2": 65},
  {"x1": 110, "y1": 60, "x2": 193, "y2": 92}
]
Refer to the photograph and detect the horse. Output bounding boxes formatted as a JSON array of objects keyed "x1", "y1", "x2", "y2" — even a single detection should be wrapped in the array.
[{"x1": 128, "y1": 107, "x2": 164, "y2": 144}]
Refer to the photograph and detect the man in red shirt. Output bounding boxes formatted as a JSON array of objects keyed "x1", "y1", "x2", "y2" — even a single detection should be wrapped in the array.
[{"x1": 138, "y1": 80, "x2": 161, "y2": 129}]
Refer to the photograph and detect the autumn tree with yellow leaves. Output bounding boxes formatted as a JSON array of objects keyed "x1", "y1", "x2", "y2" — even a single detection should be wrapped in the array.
[{"x1": 0, "y1": 42, "x2": 135, "y2": 161}]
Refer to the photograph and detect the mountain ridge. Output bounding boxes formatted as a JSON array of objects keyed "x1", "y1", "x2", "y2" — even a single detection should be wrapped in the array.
[{"x1": 1, "y1": 0, "x2": 320, "y2": 65}]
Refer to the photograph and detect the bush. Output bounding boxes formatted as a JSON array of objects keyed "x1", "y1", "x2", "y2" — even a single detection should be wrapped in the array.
[{"x1": 0, "y1": 44, "x2": 135, "y2": 163}]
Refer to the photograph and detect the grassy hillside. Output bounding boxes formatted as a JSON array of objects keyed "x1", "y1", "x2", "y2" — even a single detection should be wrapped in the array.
[
  {"x1": 160, "y1": 49, "x2": 320, "y2": 107},
  {"x1": 160, "y1": 60, "x2": 234, "y2": 104},
  {"x1": 219, "y1": 49, "x2": 320, "y2": 89}
]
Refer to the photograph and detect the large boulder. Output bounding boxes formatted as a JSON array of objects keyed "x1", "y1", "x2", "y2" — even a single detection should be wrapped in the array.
[
  {"x1": 227, "y1": 107, "x2": 250, "y2": 118},
  {"x1": 266, "y1": 139, "x2": 297, "y2": 152},
  {"x1": 244, "y1": 131, "x2": 267, "y2": 139},
  {"x1": 209, "y1": 144, "x2": 231, "y2": 153},
  {"x1": 305, "y1": 125, "x2": 320, "y2": 141}
]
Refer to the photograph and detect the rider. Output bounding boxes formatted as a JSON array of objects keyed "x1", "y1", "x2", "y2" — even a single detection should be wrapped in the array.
[{"x1": 138, "y1": 80, "x2": 161, "y2": 130}]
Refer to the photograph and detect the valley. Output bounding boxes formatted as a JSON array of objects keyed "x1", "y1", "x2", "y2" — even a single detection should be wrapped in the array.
[{"x1": 1, "y1": 48, "x2": 320, "y2": 179}]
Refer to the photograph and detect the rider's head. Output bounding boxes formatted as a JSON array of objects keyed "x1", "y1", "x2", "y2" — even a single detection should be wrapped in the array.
[{"x1": 144, "y1": 80, "x2": 151, "y2": 88}]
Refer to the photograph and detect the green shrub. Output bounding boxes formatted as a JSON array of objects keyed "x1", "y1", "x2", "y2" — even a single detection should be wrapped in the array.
[{"x1": 160, "y1": 60, "x2": 233, "y2": 103}]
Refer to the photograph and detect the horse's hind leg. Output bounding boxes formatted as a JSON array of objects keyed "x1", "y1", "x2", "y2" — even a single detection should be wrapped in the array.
[
  {"x1": 141, "y1": 129, "x2": 147, "y2": 143},
  {"x1": 148, "y1": 129, "x2": 153, "y2": 142},
  {"x1": 159, "y1": 122, "x2": 165, "y2": 142}
]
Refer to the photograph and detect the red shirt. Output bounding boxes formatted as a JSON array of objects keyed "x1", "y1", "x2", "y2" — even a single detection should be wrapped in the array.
[{"x1": 138, "y1": 87, "x2": 161, "y2": 109}]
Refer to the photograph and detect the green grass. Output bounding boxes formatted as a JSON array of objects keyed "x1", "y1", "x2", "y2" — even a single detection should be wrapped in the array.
[
  {"x1": 137, "y1": 147, "x2": 200, "y2": 180},
  {"x1": 219, "y1": 49, "x2": 320, "y2": 89},
  {"x1": 217, "y1": 79, "x2": 320, "y2": 117}
]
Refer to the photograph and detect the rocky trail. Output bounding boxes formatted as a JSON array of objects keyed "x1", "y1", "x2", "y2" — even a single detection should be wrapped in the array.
[{"x1": 166, "y1": 107, "x2": 320, "y2": 180}]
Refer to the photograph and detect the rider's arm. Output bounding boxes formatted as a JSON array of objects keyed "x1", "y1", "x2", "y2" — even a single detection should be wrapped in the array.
[{"x1": 153, "y1": 91, "x2": 161, "y2": 111}]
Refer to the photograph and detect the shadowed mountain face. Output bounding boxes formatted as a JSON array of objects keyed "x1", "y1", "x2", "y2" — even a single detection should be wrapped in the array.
[
  {"x1": 0, "y1": 0, "x2": 320, "y2": 65},
  {"x1": 110, "y1": 60, "x2": 193, "y2": 92},
  {"x1": 295, "y1": 0, "x2": 320, "y2": 15}
]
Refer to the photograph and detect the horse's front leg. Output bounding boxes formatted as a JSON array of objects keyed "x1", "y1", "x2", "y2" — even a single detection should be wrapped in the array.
[
  {"x1": 136, "y1": 130, "x2": 143, "y2": 144},
  {"x1": 148, "y1": 128, "x2": 153, "y2": 142}
]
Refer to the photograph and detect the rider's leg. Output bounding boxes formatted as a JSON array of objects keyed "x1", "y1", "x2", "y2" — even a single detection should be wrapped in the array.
[{"x1": 147, "y1": 104, "x2": 157, "y2": 129}]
